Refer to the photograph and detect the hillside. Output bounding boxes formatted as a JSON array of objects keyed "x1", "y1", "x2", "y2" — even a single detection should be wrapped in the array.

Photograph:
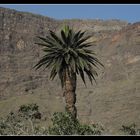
[{"x1": 0, "y1": 7, "x2": 140, "y2": 134}]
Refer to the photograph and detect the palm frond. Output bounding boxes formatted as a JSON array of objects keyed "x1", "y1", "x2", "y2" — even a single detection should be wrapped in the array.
[
  {"x1": 61, "y1": 30, "x2": 68, "y2": 46},
  {"x1": 34, "y1": 25, "x2": 104, "y2": 87},
  {"x1": 79, "y1": 68, "x2": 86, "y2": 86}
]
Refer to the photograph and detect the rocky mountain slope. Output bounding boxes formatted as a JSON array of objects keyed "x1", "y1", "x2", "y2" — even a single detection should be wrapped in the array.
[{"x1": 0, "y1": 7, "x2": 140, "y2": 134}]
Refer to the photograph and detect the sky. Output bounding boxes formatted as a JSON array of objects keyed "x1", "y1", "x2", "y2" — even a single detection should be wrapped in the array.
[{"x1": 0, "y1": 4, "x2": 140, "y2": 23}]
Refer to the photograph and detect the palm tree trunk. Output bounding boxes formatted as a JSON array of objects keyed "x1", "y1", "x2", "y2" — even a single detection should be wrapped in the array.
[{"x1": 63, "y1": 69, "x2": 77, "y2": 118}]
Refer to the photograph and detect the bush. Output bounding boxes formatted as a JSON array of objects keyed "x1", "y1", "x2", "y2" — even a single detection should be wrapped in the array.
[
  {"x1": 0, "y1": 103, "x2": 104, "y2": 135},
  {"x1": 48, "y1": 111, "x2": 104, "y2": 135},
  {"x1": 18, "y1": 103, "x2": 42, "y2": 120},
  {"x1": 0, "y1": 103, "x2": 47, "y2": 135},
  {"x1": 120, "y1": 123, "x2": 140, "y2": 135}
]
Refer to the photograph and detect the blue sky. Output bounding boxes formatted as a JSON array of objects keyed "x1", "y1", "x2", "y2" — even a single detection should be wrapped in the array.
[{"x1": 0, "y1": 4, "x2": 140, "y2": 23}]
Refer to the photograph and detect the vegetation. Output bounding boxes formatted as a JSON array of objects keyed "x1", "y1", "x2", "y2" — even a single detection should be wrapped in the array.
[
  {"x1": 34, "y1": 25, "x2": 103, "y2": 118},
  {"x1": 120, "y1": 123, "x2": 140, "y2": 135},
  {"x1": 0, "y1": 104, "x2": 104, "y2": 135},
  {"x1": 0, "y1": 103, "x2": 47, "y2": 135},
  {"x1": 48, "y1": 111, "x2": 104, "y2": 135},
  {"x1": 1, "y1": 103, "x2": 140, "y2": 135}
]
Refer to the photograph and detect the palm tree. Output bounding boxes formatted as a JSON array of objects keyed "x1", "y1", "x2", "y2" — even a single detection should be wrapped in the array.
[{"x1": 34, "y1": 25, "x2": 103, "y2": 118}]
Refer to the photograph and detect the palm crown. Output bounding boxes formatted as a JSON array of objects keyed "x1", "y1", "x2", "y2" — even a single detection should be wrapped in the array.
[{"x1": 34, "y1": 25, "x2": 103, "y2": 88}]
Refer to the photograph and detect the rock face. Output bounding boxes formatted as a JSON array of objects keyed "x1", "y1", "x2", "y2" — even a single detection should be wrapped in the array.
[
  {"x1": 0, "y1": 7, "x2": 140, "y2": 134},
  {"x1": 0, "y1": 7, "x2": 61, "y2": 98}
]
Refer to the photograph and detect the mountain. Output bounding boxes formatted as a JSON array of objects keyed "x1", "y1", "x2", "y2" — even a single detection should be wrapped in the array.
[{"x1": 0, "y1": 7, "x2": 140, "y2": 134}]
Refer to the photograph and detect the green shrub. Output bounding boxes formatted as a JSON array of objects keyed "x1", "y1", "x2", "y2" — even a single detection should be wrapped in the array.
[
  {"x1": 48, "y1": 111, "x2": 104, "y2": 135},
  {"x1": 0, "y1": 104, "x2": 104, "y2": 135},
  {"x1": 0, "y1": 103, "x2": 47, "y2": 135},
  {"x1": 120, "y1": 123, "x2": 140, "y2": 135},
  {"x1": 18, "y1": 103, "x2": 42, "y2": 120}
]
